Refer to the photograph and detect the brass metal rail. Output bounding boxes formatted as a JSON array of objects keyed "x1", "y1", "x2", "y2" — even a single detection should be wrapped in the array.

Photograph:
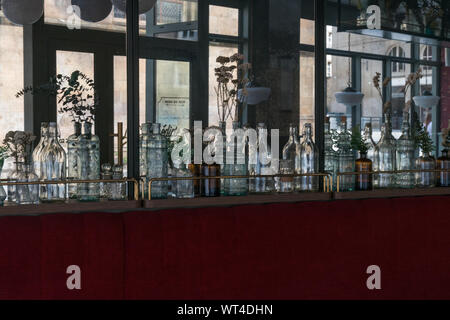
[
  {"x1": 0, "y1": 178, "x2": 140, "y2": 201},
  {"x1": 145, "y1": 173, "x2": 333, "y2": 200},
  {"x1": 336, "y1": 169, "x2": 450, "y2": 192}
]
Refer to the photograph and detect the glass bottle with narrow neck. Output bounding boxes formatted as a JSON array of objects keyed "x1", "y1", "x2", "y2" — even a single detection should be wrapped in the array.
[
  {"x1": 140, "y1": 123, "x2": 152, "y2": 198},
  {"x1": 324, "y1": 117, "x2": 337, "y2": 191},
  {"x1": 255, "y1": 123, "x2": 274, "y2": 193},
  {"x1": 337, "y1": 117, "x2": 354, "y2": 191},
  {"x1": 437, "y1": 149, "x2": 450, "y2": 187},
  {"x1": 396, "y1": 112, "x2": 415, "y2": 188},
  {"x1": 282, "y1": 124, "x2": 301, "y2": 190},
  {"x1": 77, "y1": 122, "x2": 100, "y2": 201},
  {"x1": 363, "y1": 123, "x2": 377, "y2": 171},
  {"x1": 377, "y1": 113, "x2": 397, "y2": 188},
  {"x1": 300, "y1": 123, "x2": 319, "y2": 192},
  {"x1": 40, "y1": 122, "x2": 66, "y2": 202},
  {"x1": 355, "y1": 151, "x2": 373, "y2": 191},
  {"x1": 67, "y1": 122, "x2": 82, "y2": 199},
  {"x1": 32, "y1": 122, "x2": 49, "y2": 179},
  {"x1": 147, "y1": 123, "x2": 168, "y2": 199}
]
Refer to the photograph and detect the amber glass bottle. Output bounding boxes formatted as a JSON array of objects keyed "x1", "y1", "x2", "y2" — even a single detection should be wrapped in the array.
[
  {"x1": 201, "y1": 163, "x2": 221, "y2": 197},
  {"x1": 188, "y1": 163, "x2": 202, "y2": 197},
  {"x1": 355, "y1": 152, "x2": 373, "y2": 191},
  {"x1": 437, "y1": 149, "x2": 449, "y2": 187}
]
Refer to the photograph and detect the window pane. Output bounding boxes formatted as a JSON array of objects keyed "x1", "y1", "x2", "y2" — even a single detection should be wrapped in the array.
[
  {"x1": 299, "y1": 51, "x2": 315, "y2": 132},
  {"x1": 209, "y1": 5, "x2": 239, "y2": 37},
  {"x1": 326, "y1": 55, "x2": 353, "y2": 129},
  {"x1": 391, "y1": 62, "x2": 412, "y2": 138},
  {"x1": 56, "y1": 50, "x2": 94, "y2": 147},
  {"x1": 208, "y1": 42, "x2": 239, "y2": 127},
  {"x1": 300, "y1": 18, "x2": 314, "y2": 45},
  {"x1": 418, "y1": 65, "x2": 437, "y2": 143},
  {"x1": 155, "y1": 0, "x2": 198, "y2": 25},
  {"x1": 0, "y1": 18, "x2": 24, "y2": 178},
  {"x1": 361, "y1": 59, "x2": 383, "y2": 142}
]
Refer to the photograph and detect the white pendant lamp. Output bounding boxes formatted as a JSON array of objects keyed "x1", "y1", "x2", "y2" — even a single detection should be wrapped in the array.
[
  {"x1": 335, "y1": 87, "x2": 364, "y2": 106},
  {"x1": 2, "y1": 0, "x2": 44, "y2": 25},
  {"x1": 71, "y1": 0, "x2": 113, "y2": 23},
  {"x1": 413, "y1": 91, "x2": 440, "y2": 110},
  {"x1": 110, "y1": 0, "x2": 157, "y2": 14}
]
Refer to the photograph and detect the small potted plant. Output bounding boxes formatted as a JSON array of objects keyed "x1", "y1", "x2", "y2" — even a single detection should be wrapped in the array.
[
  {"x1": 414, "y1": 120, "x2": 436, "y2": 188},
  {"x1": 351, "y1": 125, "x2": 372, "y2": 191}
]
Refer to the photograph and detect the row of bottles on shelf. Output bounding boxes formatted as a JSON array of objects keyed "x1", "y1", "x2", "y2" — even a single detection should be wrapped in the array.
[
  {"x1": 140, "y1": 121, "x2": 320, "y2": 200},
  {"x1": 324, "y1": 113, "x2": 450, "y2": 191}
]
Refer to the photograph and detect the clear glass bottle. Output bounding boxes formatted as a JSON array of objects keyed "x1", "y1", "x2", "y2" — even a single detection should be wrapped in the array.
[
  {"x1": 223, "y1": 121, "x2": 248, "y2": 196},
  {"x1": 415, "y1": 152, "x2": 436, "y2": 188},
  {"x1": 32, "y1": 122, "x2": 49, "y2": 179},
  {"x1": 16, "y1": 162, "x2": 39, "y2": 205},
  {"x1": 146, "y1": 123, "x2": 168, "y2": 199},
  {"x1": 139, "y1": 123, "x2": 152, "y2": 198},
  {"x1": 246, "y1": 124, "x2": 258, "y2": 193},
  {"x1": 175, "y1": 163, "x2": 195, "y2": 199},
  {"x1": 355, "y1": 152, "x2": 373, "y2": 191},
  {"x1": 282, "y1": 124, "x2": 301, "y2": 191},
  {"x1": 376, "y1": 113, "x2": 397, "y2": 189},
  {"x1": 100, "y1": 163, "x2": 112, "y2": 200},
  {"x1": 277, "y1": 159, "x2": 294, "y2": 193},
  {"x1": 299, "y1": 123, "x2": 319, "y2": 192},
  {"x1": 363, "y1": 123, "x2": 378, "y2": 186},
  {"x1": 39, "y1": 122, "x2": 66, "y2": 203},
  {"x1": 396, "y1": 112, "x2": 415, "y2": 188},
  {"x1": 77, "y1": 122, "x2": 100, "y2": 202},
  {"x1": 201, "y1": 162, "x2": 221, "y2": 197},
  {"x1": 0, "y1": 158, "x2": 6, "y2": 206},
  {"x1": 324, "y1": 117, "x2": 337, "y2": 191},
  {"x1": 336, "y1": 117, "x2": 354, "y2": 192},
  {"x1": 7, "y1": 162, "x2": 20, "y2": 204},
  {"x1": 67, "y1": 122, "x2": 82, "y2": 199},
  {"x1": 111, "y1": 165, "x2": 126, "y2": 200},
  {"x1": 437, "y1": 149, "x2": 450, "y2": 187},
  {"x1": 255, "y1": 123, "x2": 275, "y2": 193}
]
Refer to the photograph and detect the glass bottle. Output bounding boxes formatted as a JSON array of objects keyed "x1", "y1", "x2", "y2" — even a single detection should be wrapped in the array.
[
  {"x1": 246, "y1": 124, "x2": 258, "y2": 193},
  {"x1": 255, "y1": 123, "x2": 275, "y2": 193},
  {"x1": 0, "y1": 158, "x2": 6, "y2": 206},
  {"x1": 201, "y1": 162, "x2": 221, "y2": 197},
  {"x1": 175, "y1": 163, "x2": 195, "y2": 199},
  {"x1": 336, "y1": 117, "x2": 355, "y2": 191},
  {"x1": 355, "y1": 152, "x2": 373, "y2": 191},
  {"x1": 32, "y1": 122, "x2": 49, "y2": 179},
  {"x1": 324, "y1": 117, "x2": 337, "y2": 191},
  {"x1": 16, "y1": 162, "x2": 39, "y2": 205},
  {"x1": 363, "y1": 123, "x2": 378, "y2": 187},
  {"x1": 376, "y1": 113, "x2": 397, "y2": 189},
  {"x1": 67, "y1": 122, "x2": 82, "y2": 199},
  {"x1": 277, "y1": 159, "x2": 294, "y2": 193},
  {"x1": 147, "y1": 123, "x2": 168, "y2": 199},
  {"x1": 395, "y1": 112, "x2": 415, "y2": 188},
  {"x1": 282, "y1": 124, "x2": 301, "y2": 191},
  {"x1": 437, "y1": 149, "x2": 450, "y2": 187},
  {"x1": 77, "y1": 122, "x2": 100, "y2": 202},
  {"x1": 100, "y1": 163, "x2": 112, "y2": 200},
  {"x1": 223, "y1": 121, "x2": 248, "y2": 196},
  {"x1": 39, "y1": 122, "x2": 66, "y2": 203},
  {"x1": 139, "y1": 123, "x2": 152, "y2": 198},
  {"x1": 7, "y1": 162, "x2": 20, "y2": 204},
  {"x1": 111, "y1": 165, "x2": 126, "y2": 200},
  {"x1": 188, "y1": 162, "x2": 201, "y2": 197},
  {"x1": 415, "y1": 152, "x2": 436, "y2": 188},
  {"x1": 299, "y1": 123, "x2": 319, "y2": 192}
]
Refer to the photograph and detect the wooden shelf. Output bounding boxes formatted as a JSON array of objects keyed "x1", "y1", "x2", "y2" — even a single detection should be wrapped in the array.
[
  {"x1": 143, "y1": 192, "x2": 332, "y2": 210},
  {"x1": 333, "y1": 187, "x2": 450, "y2": 200},
  {"x1": 0, "y1": 200, "x2": 142, "y2": 216}
]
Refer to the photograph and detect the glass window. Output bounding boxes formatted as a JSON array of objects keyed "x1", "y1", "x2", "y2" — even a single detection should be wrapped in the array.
[
  {"x1": 361, "y1": 59, "x2": 383, "y2": 142},
  {"x1": 155, "y1": 0, "x2": 198, "y2": 25},
  {"x1": 300, "y1": 18, "x2": 314, "y2": 45},
  {"x1": 299, "y1": 51, "x2": 315, "y2": 132},
  {"x1": 391, "y1": 62, "x2": 412, "y2": 138},
  {"x1": 208, "y1": 42, "x2": 239, "y2": 127},
  {"x1": 56, "y1": 50, "x2": 94, "y2": 146},
  {"x1": 209, "y1": 5, "x2": 239, "y2": 37}
]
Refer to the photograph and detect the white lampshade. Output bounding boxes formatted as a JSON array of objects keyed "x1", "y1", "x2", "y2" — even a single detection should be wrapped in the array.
[
  {"x1": 238, "y1": 87, "x2": 271, "y2": 105},
  {"x1": 2, "y1": 0, "x2": 44, "y2": 25},
  {"x1": 413, "y1": 95, "x2": 440, "y2": 109},
  {"x1": 72, "y1": 0, "x2": 113, "y2": 23},
  {"x1": 335, "y1": 91, "x2": 364, "y2": 105}
]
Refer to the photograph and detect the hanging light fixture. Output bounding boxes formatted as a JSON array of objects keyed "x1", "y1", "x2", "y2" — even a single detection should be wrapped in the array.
[
  {"x1": 413, "y1": 90, "x2": 440, "y2": 110},
  {"x1": 71, "y1": 0, "x2": 113, "y2": 23},
  {"x1": 110, "y1": 0, "x2": 157, "y2": 14},
  {"x1": 1, "y1": 0, "x2": 44, "y2": 25}
]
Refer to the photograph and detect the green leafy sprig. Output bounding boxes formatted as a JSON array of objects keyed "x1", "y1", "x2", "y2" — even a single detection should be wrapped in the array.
[{"x1": 351, "y1": 125, "x2": 370, "y2": 154}]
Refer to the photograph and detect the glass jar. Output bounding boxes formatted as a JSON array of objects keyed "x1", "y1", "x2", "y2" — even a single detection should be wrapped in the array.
[
  {"x1": 201, "y1": 163, "x2": 221, "y2": 197},
  {"x1": 77, "y1": 122, "x2": 100, "y2": 202},
  {"x1": 16, "y1": 162, "x2": 39, "y2": 205},
  {"x1": 355, "y1": 152, "x2": 373, "y2": 191},
  {"x1": 146, "y1": 123, "x2": 168, "y2": 199},
  {"x1": 336, "y1": 117, "x2": 354, "y2": 192},
  {"x1": 282, "y1": 124, "x2": 301, "y2": 191},
  {"x1": 395, "y1": 112, "x2": 415, "y2": 188},
  {"x1": 39, "y1": 122, "x2": 66, "y2": 203},
  {"x1": 416, "y1": 152, "x2": 436, "y2": 188},
  {"x1": 223, "y1": 121, "x2": 248, "y2": 196},
  {"x1": 324, "y1": 117, "x2": 337, "y2": 191},
  {"x1": 376, "y1": 113, "x2": 397, "y2": 189},
  {"x1": 67, "y1": 122, "x2": 82, "y2": 199},
  {"x1": 254, "y1": 123, "x2": 275, "y2": 193},
  {"x1": 32, "y1": 122, "x2": 49, "y2": 179},
  {"x1": 276, "y1": 159, "x2": 294, "y2": 193},
  {"x1": 299, "y1": 123, "x2": 319, "y2": 192},
  {"x1": 175, "y1": 164, "x2": 195, "y2": 199},
  {"x1": 100, "y1": 163, "x2": 112, "y2": 200},
  {"x1": 111, "y1": 165, "x2": 126, "y2": 201},
  {"x1": 437, "y1": 149, "x2": 449, "y2": 187},
  {"x1": 139, "y1": 123, "x2": 152, "y2": 198}
]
